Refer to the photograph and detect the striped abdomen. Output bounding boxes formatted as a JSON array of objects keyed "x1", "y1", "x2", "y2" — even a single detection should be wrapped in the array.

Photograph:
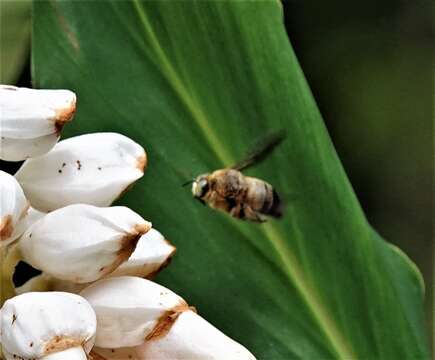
[{"x1": 244, "y1": 177, "x2": 282, "y2": 218}]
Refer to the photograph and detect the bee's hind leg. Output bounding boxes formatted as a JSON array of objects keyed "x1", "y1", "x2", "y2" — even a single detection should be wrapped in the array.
[
  {"x1": 243, "y1": 205, "x2": 266, "y2": 223},
  {"x1": 229, "y1": 203, "x2": 243, "y2": 219}
]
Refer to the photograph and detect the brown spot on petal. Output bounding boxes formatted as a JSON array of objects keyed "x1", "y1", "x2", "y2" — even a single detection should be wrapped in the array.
[
  {"x1": 0, "y1": 215, "x2": 13, "y2": 241},
  {"x1": 145, "y1": 302, "x2": 190, "y2": 341},
  {"x1": 99, "y1": 223, "x2": 150, "y2": 278},
  {"x1": 43, "y1": 335, "x2": 83, "y2": 356},
  {"x1": 11, "y1": 314, "x2": 17, "y2": 324},
  {"x1": 54, "y1": 98, "x2": 76, "y2": 134},
  {"x1": 136, "y1": 153, "x2": 147, "y2": 172}
]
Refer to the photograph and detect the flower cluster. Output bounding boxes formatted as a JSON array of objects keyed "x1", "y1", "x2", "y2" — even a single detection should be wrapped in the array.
[{"x1": 0, "y1": 85, "x2": 255, "y2": 359}]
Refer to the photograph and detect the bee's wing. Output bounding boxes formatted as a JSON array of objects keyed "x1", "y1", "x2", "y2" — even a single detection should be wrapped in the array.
[{"x1": 231, "y1": 129, "x2": 287, "y2": 171}]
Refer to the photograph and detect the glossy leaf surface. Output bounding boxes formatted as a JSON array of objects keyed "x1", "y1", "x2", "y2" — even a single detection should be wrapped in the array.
[{"x1": 32, "y1": 1, "x2": 429, "y2": 358}]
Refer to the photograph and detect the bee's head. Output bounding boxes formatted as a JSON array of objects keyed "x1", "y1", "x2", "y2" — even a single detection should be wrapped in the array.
[{"x1": 191, "y1": 174, "x2": 209, "y2": 199}]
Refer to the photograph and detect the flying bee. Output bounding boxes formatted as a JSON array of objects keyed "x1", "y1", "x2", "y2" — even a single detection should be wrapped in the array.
[{"x1": 188, "y1": 130, "x2": 286, "y2": 222}]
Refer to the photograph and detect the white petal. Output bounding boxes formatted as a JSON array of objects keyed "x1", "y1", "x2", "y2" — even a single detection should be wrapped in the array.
[
  {"x1": 90, "y1": 346, "x2": 138, "y2": 360},
  {"x1": 19, "y1": 204, "x2": 151, "y2": 283},
  {"x1": 0, "y1": 85, "x2": 76, "y2": 139},
  {"x1": 0, "y1": 133, "x2": 60, "y2": 161},
  {"x1": 0, "y1": 171, "x2": 29, "y2": 247},
  {"x1": 80, "y1": 276, "x2": 186, "y2": 348},
  {"x1": 42, "y1": 346, "x2": 88, "y2": 360},
  {"x1": 14, "y1": 132, "x2": 146, "y2": 212},
  {"x1": 136, "y1": 310, "x2": 257, "y2": 360},
  {"x1": 0, "y1": 292, "x2": 96, "y2": 359},
  {"x1": 89, "y1": 312, "x2": 257, "y2": 360},
  {"x1": 0, "y1": 85, "x2": 76, "y2": 161},
  {"x1": 90, "y1": 346, "x2": 141, "y2": 360},
  {"x1": 12, "y1": 207, "x2": 45, "y2": 242},
  {"x1": 106, "y1": 228, "x2": 176, "y2": 279}
]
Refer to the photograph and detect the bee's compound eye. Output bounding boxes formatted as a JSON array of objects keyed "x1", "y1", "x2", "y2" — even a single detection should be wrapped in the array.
[
  {"x1": 199, "y1": 179, "x2": 209, "y2": 197},
  {"x1": 192, "y1": 181, "x2": 200, "y2": 197},
  {"x1": 192, "y1": 178, "x2": 209, "y2": 198}
]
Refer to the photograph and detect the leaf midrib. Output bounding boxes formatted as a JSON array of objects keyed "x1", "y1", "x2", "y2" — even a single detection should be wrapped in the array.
[{"x1": 131, "y1": 0, "x2": 233, "y2": 167}]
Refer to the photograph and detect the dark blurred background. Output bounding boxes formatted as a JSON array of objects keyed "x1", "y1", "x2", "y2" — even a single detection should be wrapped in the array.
[
  {"x1": 283, "y1": 0, "x2": 433, "y2": 344},
  {"x1": 1, "y1": 0, "x2": 432, "y2": 347}
]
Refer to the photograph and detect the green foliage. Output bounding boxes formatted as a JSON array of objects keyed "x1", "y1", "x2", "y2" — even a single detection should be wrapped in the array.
[
  {"x1": 0, "y1": 0, "x2": 31, "y2": 83},
  {"x1": 32, "y1": 1, "x2": 429, "y2": 358}
]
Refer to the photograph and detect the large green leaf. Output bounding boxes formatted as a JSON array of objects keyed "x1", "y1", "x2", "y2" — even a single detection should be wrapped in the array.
[{"x1": 32, "y1": 1, "x2": 429, "y2": 358}]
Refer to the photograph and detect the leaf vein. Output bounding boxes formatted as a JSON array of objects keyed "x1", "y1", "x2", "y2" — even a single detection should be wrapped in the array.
[{"x1": 132, "y1": 0, "x2": 233, "y2": 166}]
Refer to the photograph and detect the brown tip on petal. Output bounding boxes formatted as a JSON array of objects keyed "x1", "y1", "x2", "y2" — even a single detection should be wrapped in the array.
[
  {"x1": 0, "y1": 215, "x2": 13, "y2": 241},
  {"x1": 145, "y1": 245, "x2": 177, "y2": 280},
  {"x1": 145, "y1": 302, "x2": 190, "y2": 341},
  {"x1": 43, "y1": 336, "x2": 83, "y2": 356},
  {"x1": 136, "y1": 153, "x2": 147, "y2": 172},
  {"x1": 102, "y1": 224, "x2": 149, "y2": 278},
  {"x1": 134, "y1": 223, "x2": 151, "y2": 235},
  {"x1": 54, "y1": 99, "x2": 76, "y2": 133}
]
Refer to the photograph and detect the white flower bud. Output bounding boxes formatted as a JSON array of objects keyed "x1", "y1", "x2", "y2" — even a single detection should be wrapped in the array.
[
  {"x1": 91, "y1": 311, "x2": 256, "y2": 360},
  {"x1": 106, "y1": 228, "x2": 176, "y2": 279},
  {"x1": 0, "y1": 85, "x2": 76, "y2": 161},
  {"x1": 80, "y1": 276, "x2": 187, "y2": 348},
  {"x1": 19, "y1": 204, "x2": 151, "y2": 283},
  {"x1": 0, "y1": 292, "x2": 96, "y2": 359},
  {"x1": 14, "y1": 132, "x2": 147, "y2": 212},
  {"x1": 84, "y1": 277, "x2": 256, "y2": 360},
  {"x1": 134, "y1": 310, "x2": 256, "y2": 360},
  {"x1": 0, "y1": 170, "x2": 29, "y2": 247}
]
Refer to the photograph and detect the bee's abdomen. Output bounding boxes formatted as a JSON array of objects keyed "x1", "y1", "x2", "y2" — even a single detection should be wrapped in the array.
[
  {"x1": 258, "y1": 182, "x2": 281, "y2": 218},
  {"x1": 266, "y1": 189, "x2": 282, "y2": 218},
  {"x1": 245, "y1": 177, "x2": 282, "y2": 218}
]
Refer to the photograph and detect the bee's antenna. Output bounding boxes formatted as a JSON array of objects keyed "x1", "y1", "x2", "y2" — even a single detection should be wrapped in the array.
[{"x1": 182, "y1": 179, "x2": 195, "y2": 187}]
